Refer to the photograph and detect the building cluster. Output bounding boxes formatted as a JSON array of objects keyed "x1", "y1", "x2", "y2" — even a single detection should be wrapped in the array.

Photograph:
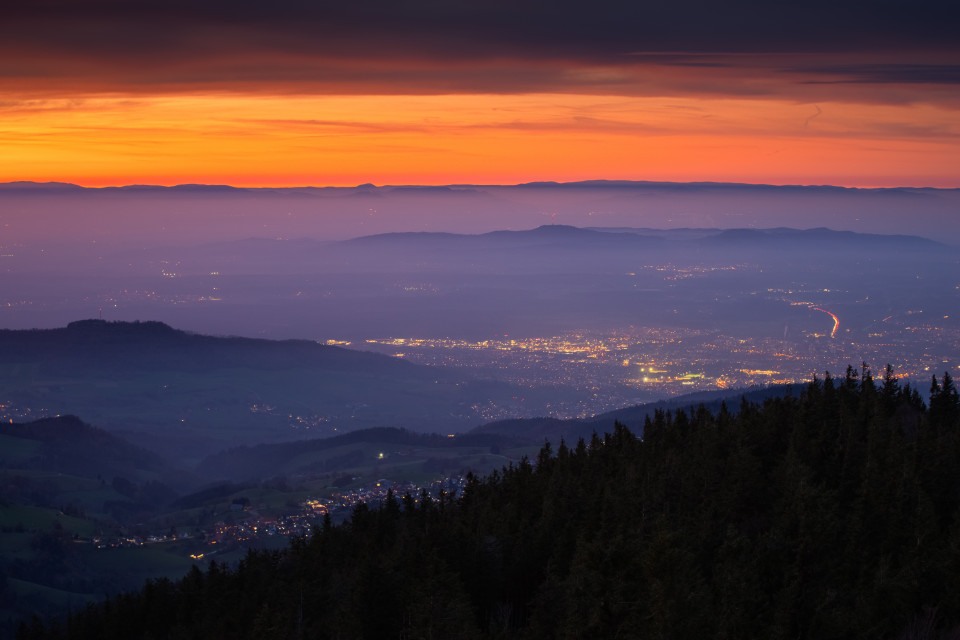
[
  {"x1": 360, "y1": 317, "x2": 960, "y2": 418},
  {"x1": 82, "y1": 476, "x2": 468, "y2": 556},
  {"x1": 0, "y1": 401, "x2": 49, "y2": 422}
]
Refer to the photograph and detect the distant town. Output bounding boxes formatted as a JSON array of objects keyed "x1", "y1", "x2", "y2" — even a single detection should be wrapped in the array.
[
  {"x1": 86, "y1": 476, "x2": 468, "y2": 557},
  {"x1": 4, "y1": 315, "x2": 957, "y2": 429},
  {"x1": 356, "y1": 314, "x2": 959, "y2": 418}
]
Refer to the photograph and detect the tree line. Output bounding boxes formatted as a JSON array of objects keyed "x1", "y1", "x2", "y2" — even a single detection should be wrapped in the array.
[{"x1": 20, "y1": 367, "x2": 960, "y2": 639}]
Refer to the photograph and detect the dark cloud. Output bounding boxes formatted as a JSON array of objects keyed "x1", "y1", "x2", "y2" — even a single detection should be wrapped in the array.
[
  {"x1": 795, "y1": 64, "x2": 960, "y2": 85},
  {"x1": 6, "y1": 0, "x2": 959, "y2": 57},
  {"x1": 1, "y1": 0, "x2": 958, "y2": 97}
]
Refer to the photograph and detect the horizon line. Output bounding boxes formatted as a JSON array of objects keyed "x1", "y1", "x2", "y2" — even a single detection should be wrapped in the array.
[{"x1": 2, "y1": 179, "x2": 957, "y2": 192}]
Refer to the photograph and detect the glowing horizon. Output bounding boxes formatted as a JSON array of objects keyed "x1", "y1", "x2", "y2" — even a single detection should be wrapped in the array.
[
  {"x1": 2, "y1": 2, "x2": 958, "y2": 189},
  {"x1": 3, "y1": 92, "x2": 958, "y2": 189}
]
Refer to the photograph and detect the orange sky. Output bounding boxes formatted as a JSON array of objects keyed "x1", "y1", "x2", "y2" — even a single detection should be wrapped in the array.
[
  {"x1": 2, "y1": 3, "x2": 958, "y2": 188},
  {"x1": 2, "y1": 91, "x2": 957, "y2": 188}
]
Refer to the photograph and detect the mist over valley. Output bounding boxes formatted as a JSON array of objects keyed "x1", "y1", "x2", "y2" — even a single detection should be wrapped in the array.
[{"x1": 2, "y1": 181, "x2": 959, "y2": 637}]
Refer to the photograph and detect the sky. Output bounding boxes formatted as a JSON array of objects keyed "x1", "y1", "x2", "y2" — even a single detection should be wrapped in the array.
[{"x1": 1, "y1": 0, "x2": 958, "y2": 188}]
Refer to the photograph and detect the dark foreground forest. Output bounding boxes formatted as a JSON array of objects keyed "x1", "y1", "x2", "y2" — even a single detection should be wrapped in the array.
[{"x1": 20, "y1": 368, "x2": 960, "y2": 639}]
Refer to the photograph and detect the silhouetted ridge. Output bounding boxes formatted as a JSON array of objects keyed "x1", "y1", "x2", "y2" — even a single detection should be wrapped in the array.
[
  {"x1": 0, "y1": 320, "x2": 416, "y2": 373},
  {"x1": 701, "y1": 226, "x2": 948, "y2": 250},
  {"x1": 0, "y1": 181, "x2": 85, "y2": 192},
  {"x1": 468, "y1": 383, "x2": 805, "y2": 442},
  {"x1": 199, "y1": 427, "x2": 529, "y2": 480},
  {"x1": 0, "y1": 415, "x2": 168, "y2": 479},
  {"x1": 341, "y1": 225, "x2": 947, "y2": 254},
  {"x1": 101, "y1": 184, "x2": 246, "y2": 193},
  {"x1": 65, "y1": 319, "x2": 178, "y2": 337},
  {"x1": 344, "y1": 224, "x2": 663, "y2": 249}
]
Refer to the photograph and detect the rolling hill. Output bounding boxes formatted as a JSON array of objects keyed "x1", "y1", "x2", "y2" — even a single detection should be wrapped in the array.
[{"x1": 0, "y1": 320, "x2": 542, "y2": 460}]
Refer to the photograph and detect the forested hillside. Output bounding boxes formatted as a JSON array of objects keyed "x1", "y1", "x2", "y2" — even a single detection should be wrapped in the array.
[{"x1": 20, "y1": 368, "x2": 960, "y2": 639}]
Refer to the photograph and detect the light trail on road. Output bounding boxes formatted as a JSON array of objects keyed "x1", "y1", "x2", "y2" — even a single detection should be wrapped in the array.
[{"x1": 811, "y1": 306, "x2": 840, "y2": 338}]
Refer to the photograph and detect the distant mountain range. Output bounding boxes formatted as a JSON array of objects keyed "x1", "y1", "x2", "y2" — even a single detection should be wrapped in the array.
[
  {"x1": 0, "y1": 320, "x2": 553, "y2": 458},
  {"x1": 185, "y1": 224, "x2": 951, "y2": 280},
  {"x1": 3, "y1": 179, "x2": 959, "y2": 245},
  {"x1": 2, "y1": 179, "x2": 957, "y2": 194},
  {"x1": 342, "y1": 224, "x2": 951, "y2": 251}
]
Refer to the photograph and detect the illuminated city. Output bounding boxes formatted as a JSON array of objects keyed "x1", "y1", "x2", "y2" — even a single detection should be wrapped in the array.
[{"x1": 354, "y1": 316, "x2": 960, "y2": 418}]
